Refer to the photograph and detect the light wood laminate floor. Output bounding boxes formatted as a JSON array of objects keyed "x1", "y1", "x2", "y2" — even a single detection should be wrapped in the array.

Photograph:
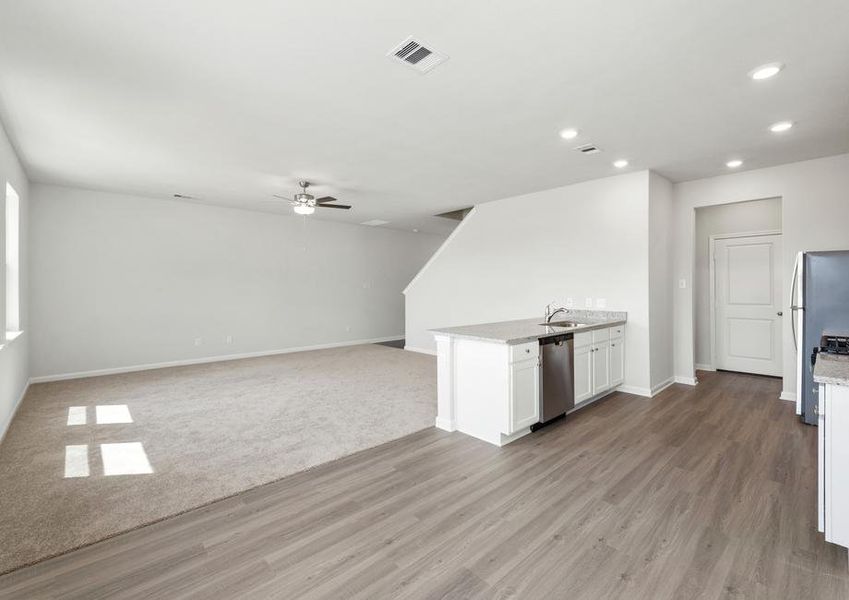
[{"x1": 0, "y1": 370, "x2": 846, "y2": 599}]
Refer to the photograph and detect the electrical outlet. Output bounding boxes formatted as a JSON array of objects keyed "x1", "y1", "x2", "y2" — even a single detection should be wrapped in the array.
[
  {"x1": 225, "y1": 335, "x2": 233, "y2": 345},
  {"x1": 585, "y1": 297, "x2": 593, "y2": 308},
  {"x1": 194, "y1": 337, "x2": 203, "y2": 346},
  {"x1": 565, "y1": 297, "x2": 574, "y2": 308},
  {"x1": 596, "y1": 298, "x2": 607, "y2": 309}
]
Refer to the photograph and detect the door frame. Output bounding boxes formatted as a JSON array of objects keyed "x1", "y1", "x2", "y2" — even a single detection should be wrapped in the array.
[{"x1": 709, "y1": 229, "x2": 783, "y2": 372}]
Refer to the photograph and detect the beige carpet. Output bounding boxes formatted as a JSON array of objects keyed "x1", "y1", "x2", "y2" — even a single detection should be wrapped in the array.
[{"x1": 0, "y1": 344, "x2": 436, "y2": 575}]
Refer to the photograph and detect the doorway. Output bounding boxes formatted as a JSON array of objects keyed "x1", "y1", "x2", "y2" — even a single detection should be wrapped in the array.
[
  {"x1": 693, "y1": 197, "x2": 782, "y2": 376},
  {"x1": 711, "y1": 232, "x2": 783, "y2": 376}
]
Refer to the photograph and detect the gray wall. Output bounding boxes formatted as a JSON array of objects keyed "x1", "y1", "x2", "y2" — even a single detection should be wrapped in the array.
[
  {"x1": 0, "y1": 118, "x2": 29, "y2": 441},
  {"x1": 30, "y1": 184, "x2": 444, "y2": 378},
  {"x1": 648, "y1": 172, "x2": 675, "y2": 391}
]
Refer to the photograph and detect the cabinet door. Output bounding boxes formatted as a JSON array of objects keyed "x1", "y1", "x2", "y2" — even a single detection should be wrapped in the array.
[
  {"x1": 508, "y1": 358, "x2": 539, "y2": 433},
  {"x1": 574, "y1": 344, "x2": 593, "y2": 404},
  {"x1": 609, "y1": 337, "x2": 624, "y2": 386},
  {"x1": 593, "y1": 341, "x2": 610, "y2": 395},
  {"x1": 826, "y1": 384, "x2": 849, "y2": 547}
]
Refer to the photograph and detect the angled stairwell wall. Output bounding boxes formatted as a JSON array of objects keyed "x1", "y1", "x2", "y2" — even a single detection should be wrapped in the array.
[{"x1": 404, "y1": 171, "x2": 676, "y2": 395}]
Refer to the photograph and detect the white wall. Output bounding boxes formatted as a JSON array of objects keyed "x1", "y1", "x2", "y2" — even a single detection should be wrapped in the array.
[
  {"x1": 405, "y1": 171, "x2": 659, "y2": 394},
  {"x1": 648, "y1": 172, "x2": 674, "y2": 390},
  {"x1": 673, "y1": 153, "x2": 849, "y2": 399},
  {"x1": 0, "y1": 118, "x2": 29, "y2": 440},
  {"x1": 30, "y1": 184, "x2": 443, "y2": 379},
  {"x1": 693, "y1": 198, "x2": 782, "y2": 368}
]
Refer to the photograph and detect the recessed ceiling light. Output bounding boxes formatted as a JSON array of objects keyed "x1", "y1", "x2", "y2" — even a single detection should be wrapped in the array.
[
  {"x1": 613, "y1": 159, "x2": 629, "y2": 168},
  {"x1": 770, "y1": 120, "x2": 794, "y2": 133},
  {"x1": 749, "y1": 62, "x2": 783, "y2": 80},
  {"x1": 726, "y1": 159, "x2": 743, "y2": 168},
  {"x1": 559, "y1": 128, "x2": 579, "y2": 140}
]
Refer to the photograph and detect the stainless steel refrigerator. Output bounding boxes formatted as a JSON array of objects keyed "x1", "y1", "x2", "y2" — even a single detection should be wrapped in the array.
[{"x1": 791, "y1": 250, "x2": 849, "y2": 425}]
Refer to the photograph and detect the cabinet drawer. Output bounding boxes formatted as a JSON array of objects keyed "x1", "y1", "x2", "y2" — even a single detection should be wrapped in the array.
[
  {"x1": 574, "y1": 331, "x2": 592, "y2": 349},
  {"x1": 509, "y1": 341, "x2": 539, "y2": 362},
  {"x1": 592, "y1": 328, "x2": 610, "y2": 343},
  {"x1": 610, "y1": 324, "x2": 624, "y2": 339}
]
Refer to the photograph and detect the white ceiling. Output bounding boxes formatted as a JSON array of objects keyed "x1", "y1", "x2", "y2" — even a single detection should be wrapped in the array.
[{"x1": 0, "y1": 0, "x2": 847, "y2": 235}]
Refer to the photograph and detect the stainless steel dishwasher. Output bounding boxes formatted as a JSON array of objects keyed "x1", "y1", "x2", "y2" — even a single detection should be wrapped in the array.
[{"x1": 533, "y1": 334, "x2": 574, "y2": 430}]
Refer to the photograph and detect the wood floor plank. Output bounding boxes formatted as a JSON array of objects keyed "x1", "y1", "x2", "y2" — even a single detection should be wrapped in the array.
[{"x1": 0, "y1": 370, "x2": 846, "y2": 600}]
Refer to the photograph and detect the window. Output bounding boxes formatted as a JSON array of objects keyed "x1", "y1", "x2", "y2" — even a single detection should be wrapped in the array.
[{"x1": 5, "y1": 182, "x2": 20, "y2": 339}]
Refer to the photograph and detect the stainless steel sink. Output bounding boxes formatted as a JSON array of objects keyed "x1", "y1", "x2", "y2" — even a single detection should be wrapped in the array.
[{"x1": 540, "y1": 320, "x2": 582, "y2": 328}]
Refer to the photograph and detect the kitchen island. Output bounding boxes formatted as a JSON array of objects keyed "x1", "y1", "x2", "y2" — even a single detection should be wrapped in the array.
[{"x1": 430, "y1": 309, "x2": 627, "y2": 446}]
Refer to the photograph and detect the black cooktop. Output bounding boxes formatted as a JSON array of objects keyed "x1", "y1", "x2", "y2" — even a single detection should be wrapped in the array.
[{"x1": 820, "y1": 334, "x2": 849, "y2": 355}]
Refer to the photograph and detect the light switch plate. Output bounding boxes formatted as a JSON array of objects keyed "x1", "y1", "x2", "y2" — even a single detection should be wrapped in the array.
[{"x1": 679, "y1": 278, "x2": 687, "y2": 289}]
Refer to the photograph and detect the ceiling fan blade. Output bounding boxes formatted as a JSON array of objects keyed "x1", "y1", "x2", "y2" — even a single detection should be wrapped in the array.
[
  {"x1": 316, "y1": 196, "x2": 338, "y2": 204},
  {"x1": 317, "y1": 203, "x2": 352, "y2": 210},
  {"x1": 272, "y1": 194, "x2": 294, "y2": 201}
]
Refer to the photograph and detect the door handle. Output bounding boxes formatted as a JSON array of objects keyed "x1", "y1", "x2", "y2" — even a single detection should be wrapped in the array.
[{"x1": 777, "y1": 311, "x2": 783, "y2": 316}]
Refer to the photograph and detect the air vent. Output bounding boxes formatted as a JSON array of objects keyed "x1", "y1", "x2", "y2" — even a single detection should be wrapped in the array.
[
  {"x1": 361, "y1": 219, "x2": 390, "y2": 226},
  {"x1": 387, "y1": 36, "x2": 448, "y2": 74},
  {"x1": 573, "y1": 144, "x2": 601, "y2": 154}
]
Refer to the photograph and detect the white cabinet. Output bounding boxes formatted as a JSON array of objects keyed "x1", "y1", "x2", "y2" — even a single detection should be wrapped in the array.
[
  {"x1": 609, "y1": 337, "x2": 624, "y2": 386},
  {"x1": 574, "y1": 326, "x2": 624, "y2": 407},
  {"x1": 509, "y1": 358, "x2": 540, "y2": 433},
  {"x1": 573, "y1": 343, "x2": 593, "y2": 404},
  {"x1": 433, "y1": 323, "x2": 625, "y2": 448},
  {"x1": 592, "y1": 341, "x2": 610, "y2": 394},
  {"x1": 819, "y1": 383, "x2": 849, "y2": 551}
]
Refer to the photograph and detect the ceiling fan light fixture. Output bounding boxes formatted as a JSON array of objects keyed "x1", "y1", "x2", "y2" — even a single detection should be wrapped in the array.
[{"x1": 294, "y1": 204, "x2": 315, "y2": 215}]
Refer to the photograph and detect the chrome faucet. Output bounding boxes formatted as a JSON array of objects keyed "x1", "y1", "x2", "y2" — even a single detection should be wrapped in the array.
[{"x1": 544, "y1": 302, "x2": 569, "y2": 323}]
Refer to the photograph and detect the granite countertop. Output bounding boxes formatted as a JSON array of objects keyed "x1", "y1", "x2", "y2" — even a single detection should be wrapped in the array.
[
  {"x1": 813, "y1": 353, "x2": 849, "y2": 387},
  {"x1": 429, "y1": 309, "x2": 627, "y2": 345}
]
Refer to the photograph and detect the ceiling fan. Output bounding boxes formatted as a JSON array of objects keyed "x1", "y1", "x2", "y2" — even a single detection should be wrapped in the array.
[{"x1": 273, "y1": 181, "x2": 351, "y2": 215}]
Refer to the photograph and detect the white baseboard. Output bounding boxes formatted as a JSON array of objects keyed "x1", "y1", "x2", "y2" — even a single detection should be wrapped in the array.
[
  {"x1": 616, "y1": 385, "x2": 652, "y2": 397},
  {"x1": 404, "y1": 345, "x2": 437, "y2": 356},
  {"x1": 619, "y1": 376, "x2": 688, "y2": 398},
  {"x1": 651, "y1": 377, "x2": 676, "y2": 396},
  {"x1": 30, "y1": 336, "x2": 405, "y2": 384},
  {"x1": 779, "y1": 391, "x2": 797, "y2": 402},
  {"x1": 0, "y1": 378, "x2": 31, "y2": 445},
  {"x1": 695, "y1": 363, "x2": 716, "y2": 372},
  {"x1": 674, "y1": 375, "x2": 699, "y2": 386},
  {"x1": 434, "y1": 416, "x2": 455, "y2": 431}
]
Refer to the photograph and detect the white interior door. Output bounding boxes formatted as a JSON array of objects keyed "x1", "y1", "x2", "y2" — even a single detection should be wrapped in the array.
[{"x1": 714, "y1": 233, "x2": 783, "y2": 376}]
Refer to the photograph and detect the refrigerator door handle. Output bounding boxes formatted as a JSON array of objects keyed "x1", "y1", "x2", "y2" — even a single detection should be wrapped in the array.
[
  {"x1": 790, "y1": 253, "x2": 802, "y2": 351},
  {"x1": 791, "y1": 306, "x2": 800, "y2": 351}
]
